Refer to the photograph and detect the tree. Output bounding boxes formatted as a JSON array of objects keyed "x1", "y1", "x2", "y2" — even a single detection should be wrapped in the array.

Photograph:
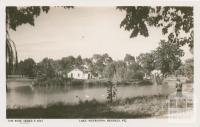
[
  {"x1": 103, "y1": 61, "x2": 127, "y2": 82},
  {"x1": 17, "y1": 58, "x2": 36, "y2": 77},
  {"x1": 117, "y1": 6, "x2": 193, "y2": 49},
  {"x1": 125, "y1": 62, "x2": 144, "y2": 81},
  {"x1": 112, "y1": 61, "x2": 127, "y2": 81},
  {"x1": 154, "y1": 40, "x2": 184, "y2": 75},
  {"x1": 6, "y1": 7, "x2": 50, "y2": 75},
  {"x1": 36, "y1": 58, "x2": 57, "y2": 80},
  {"x1": 137, "y1": 53, "x2": 155, "y2": 74},
  {"x1": 6, "y1": 6, "x2": 73, "y2": 75},
  {"x1": 103, "y1": 63, "x2": 116, "y2": 80},
  {"x1": 75, "y1": 55, "x2": 83, "y2": 67},
  {"x1": 102, "y1": 53, "x2": 113, "y2": 65},
  {"x1": 175, "y1": 65, "x2": 185, "y2": 76},
  {"x1": 6, "y1": 32, "x2": 18, "y2": 75},
  {"x1": 106, "y1": 81, "x2": 117, "y2": 104},
  {"x1": 91, "y1": 54, "x2": 113, "y2": 76},
  {"x1": 183, "y1": 58, "x2": 193, "y2": 80},
  {"x1": 124, "y1": 54, "x2": 135, "y2": 65},
  {"x1": 60, "y1": 56, "x2": 75, "y2": 71},
  {"x1": 83, "y1": 58, "x2": 92, "y2": 66},
  {"x1": 175, "y1": 58, "x2": 193, "y2": 81},
  {"x1": 15, "y1": 61, "x2": 23, "y2": 75}
]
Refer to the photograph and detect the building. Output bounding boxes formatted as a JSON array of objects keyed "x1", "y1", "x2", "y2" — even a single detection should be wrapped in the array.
[
  {"x1": 143, "y1": 73, "x2": 151, "y2": 79},
  {"x1": 151, "y1": 69, "x2": 162, "y2": 78},
  {"x1": 67, "y1": 68, "x2": 94, "y2": 80}
]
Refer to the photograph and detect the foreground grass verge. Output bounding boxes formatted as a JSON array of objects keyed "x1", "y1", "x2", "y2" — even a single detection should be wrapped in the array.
[{"x1": 7, "y1": 95, "x2": 168, "y2": 119}]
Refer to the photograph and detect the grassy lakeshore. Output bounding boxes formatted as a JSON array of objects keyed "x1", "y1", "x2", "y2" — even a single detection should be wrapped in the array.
[{"x1": 7, "y1": 95, "x2": 168, "y2": 118}]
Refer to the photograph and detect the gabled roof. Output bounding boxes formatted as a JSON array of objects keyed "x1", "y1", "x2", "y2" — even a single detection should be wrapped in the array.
[{"x1": 69, "y1": 68, "x2": 92, "y2": 74}]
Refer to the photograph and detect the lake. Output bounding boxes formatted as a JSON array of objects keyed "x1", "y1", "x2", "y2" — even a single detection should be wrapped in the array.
[{"x1": 6, "y1": 79, "x2": 176, "y2": 109}]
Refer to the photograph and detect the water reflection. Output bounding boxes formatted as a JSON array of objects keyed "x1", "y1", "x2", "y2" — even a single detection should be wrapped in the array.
[{"x1": 7, "y1": 80, "x2": 175, "y2": 108}]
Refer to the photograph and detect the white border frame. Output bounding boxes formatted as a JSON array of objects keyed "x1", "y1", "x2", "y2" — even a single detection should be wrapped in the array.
[{"x1": 0, "y1": 1, "x2": 200, "y2": 127}]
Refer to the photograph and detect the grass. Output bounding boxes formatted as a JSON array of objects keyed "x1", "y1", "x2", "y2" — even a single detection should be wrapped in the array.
[
  {"x1": 7, "y1": 95, "x2": 168, "y2": 119},
  {"x1": 111, "y1": 95, "x2": 168, "y2": 117}
]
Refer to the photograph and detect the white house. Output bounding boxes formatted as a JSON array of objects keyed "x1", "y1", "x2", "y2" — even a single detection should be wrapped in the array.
[
  {"x1": 67, "y1": 68, "x2": 93, "y2": 80},
  {"x1": 151, "y1": 69, "x2": 162, "y2": 77},
  {"x1": 143, "y1": 73, "x2": 151, "y2": 79}
]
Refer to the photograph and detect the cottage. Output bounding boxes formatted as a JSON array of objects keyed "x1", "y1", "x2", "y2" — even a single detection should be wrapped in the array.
[
  {"x1": 151, "y1": 69, "x2": 162, "y2": 78},
  {"x1": 67, "y1": 68, "x2": 93, "y2": 80},
  {"x1": 143, "y1": 73, "x2": 151, "y2": 79}
]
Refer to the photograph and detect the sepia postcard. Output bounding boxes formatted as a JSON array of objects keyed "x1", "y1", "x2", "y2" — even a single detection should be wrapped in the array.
[{"x1": 0, "y1": 0, "x2": 200, "y2": 127}]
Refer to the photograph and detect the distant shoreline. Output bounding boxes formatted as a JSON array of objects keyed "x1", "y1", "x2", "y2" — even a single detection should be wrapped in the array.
[{"x1": 6, "y1": 76, "x2": 153, "y2": 87}]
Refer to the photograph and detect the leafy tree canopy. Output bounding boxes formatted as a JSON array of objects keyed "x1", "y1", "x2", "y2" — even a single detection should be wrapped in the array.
[
  {"x1": 6, "y1": 6, "x2": 73, "y2": 31},
  {"x1": 6, "y1": 6, "x2": 73, "y2": 75},
  {"x1": 137, "y1": 53, "x2": 155, "y2": 74},
  {"x1": 117, "y1": 6, "x2": 193, "y2": 48},
  {"x1": 36, "y1": 57, "x2": 57, "y2": 79},
  {"x1": 154, "y1": 40, "x2": 184, "y2": 75},
  {"x1": 17, "y1": 58, "x2": 36, "y2": 77},
  {"x1": 124, "y1": 54, "x2": 135, "y2": 65}
]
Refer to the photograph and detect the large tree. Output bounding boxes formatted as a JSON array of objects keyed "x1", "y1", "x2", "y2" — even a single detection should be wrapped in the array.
[
  {"x1": 154, "y1": 40, "x2": 184, "y2": 75},
  {"x1": 117, "y1": 6, "x2": 193, "y2": 49},
  {"x1": 124, "y1": 54, "x2": 135, "y2": 65},
  {"x1": 91, "y1": 53, "x2": 113, "y2": 76},
  {"x1": 125, "y1": 61, "x2": 144, "y2": 81},
  {"x1": 6, "y1": 7, "x2": 50, "y2": 75},
  {"x1": 17, "y1": 58, "x2": 36, "y2": 77},
  {"x1": 36, "y1": 58, "x2": 57, "y2": 79},
  {"x1": 6, "y1": 6, "x2": 73, "y2": 75},
  {"x1": 137, "y1": 53, "x2": 155, "y2": 74},
  {"x1": 103, "y1": 61, "x2": 127, "y2": 82},
  {"x1": 60, "y1": 56, "x2": 75, "y2": 71}
]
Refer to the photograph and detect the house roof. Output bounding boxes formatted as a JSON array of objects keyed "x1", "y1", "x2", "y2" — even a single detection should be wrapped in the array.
[{"x1": 69, "y1": 68, "x2": 92, "y2": 74}]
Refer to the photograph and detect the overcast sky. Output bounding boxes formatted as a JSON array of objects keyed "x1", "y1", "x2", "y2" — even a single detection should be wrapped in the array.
[{"x1": 9, "y1": 7, "x2": 193, "y2": 62}]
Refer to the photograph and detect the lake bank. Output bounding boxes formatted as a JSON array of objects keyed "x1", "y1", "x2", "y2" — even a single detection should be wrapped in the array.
[
  {"x1": 7, "y1": 95, "x2": 168, "y2": 118},
  {"x1": 6, "y1": 76, "x2": 192, "y2": 118}
]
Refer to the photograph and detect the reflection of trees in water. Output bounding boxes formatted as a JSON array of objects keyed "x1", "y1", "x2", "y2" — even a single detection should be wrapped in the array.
[
  {"x1": 33, "y1": 82, "x2": 108, "y2": 94},
  {"x1": 151, "y1": 77, "x2": 173, "y2": 96},
  {"x1": 13, "y1": 86, "x2": 35, "y2": 99},
  {"x1": 155, "y1": 76, "x2": 163, "y2": 85},
  {"x1": 34, "y1": 85, "x2": 71, "y2": 93}
]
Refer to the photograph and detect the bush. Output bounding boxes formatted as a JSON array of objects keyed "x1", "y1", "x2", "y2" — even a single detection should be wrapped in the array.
[
  {"x1": 137, "y1": 80, "x2": 153, "y2": 85},
  {"x1": 33, "y1": 76, "x2": 67, "y2": 86},
  {"x1": 126, "y1": 71, "x2": 144, "y2": 81}
]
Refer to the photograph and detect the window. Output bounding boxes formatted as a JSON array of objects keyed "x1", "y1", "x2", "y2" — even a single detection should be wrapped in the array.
[{"x1": 78, "y1": 73, "x2": 80, "y2": 77}]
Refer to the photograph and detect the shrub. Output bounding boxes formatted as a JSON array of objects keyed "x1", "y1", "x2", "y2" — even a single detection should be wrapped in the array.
[{"x1": 137, "y1": 80, "x2": 153, "y2": 85}]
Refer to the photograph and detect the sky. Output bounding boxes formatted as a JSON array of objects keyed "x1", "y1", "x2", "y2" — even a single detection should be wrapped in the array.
[{"x1": 9, "y1": 7, "x2": 193, "y2": 63}]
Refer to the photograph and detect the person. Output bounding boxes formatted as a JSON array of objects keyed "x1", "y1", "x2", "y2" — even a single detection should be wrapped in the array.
[{"x1": 176, "y1": 78, "x2": 182, "y2": 97}]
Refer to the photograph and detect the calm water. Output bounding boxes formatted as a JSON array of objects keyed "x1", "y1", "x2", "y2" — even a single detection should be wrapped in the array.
[{"x1": 6, "y1": 79, "x2": 176, "y2": 108}]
